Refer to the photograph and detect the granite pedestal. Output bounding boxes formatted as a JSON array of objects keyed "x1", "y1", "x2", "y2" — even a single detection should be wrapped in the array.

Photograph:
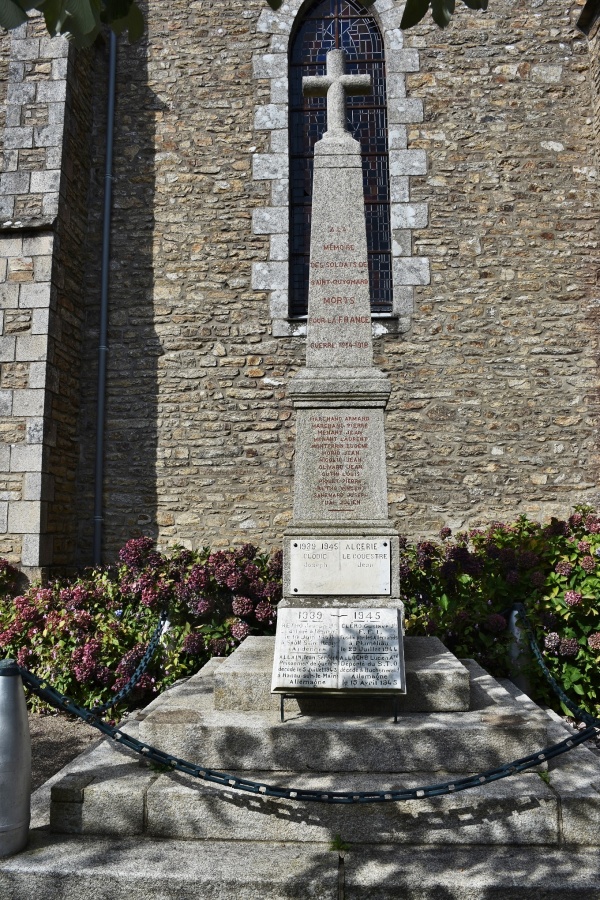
[{"x1": 3, "y1": 636, "x2": 600, "y2": 898}]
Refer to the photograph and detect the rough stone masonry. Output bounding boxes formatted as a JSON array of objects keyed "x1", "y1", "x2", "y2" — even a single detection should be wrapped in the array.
[{"x1": 0, "y1": 0, "x2": 597, "y2": 573}]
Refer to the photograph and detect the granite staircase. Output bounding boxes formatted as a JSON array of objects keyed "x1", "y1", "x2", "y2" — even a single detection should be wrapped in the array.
[{"x1": 1, "y1": 636, "x2": 600, "y2": 899}]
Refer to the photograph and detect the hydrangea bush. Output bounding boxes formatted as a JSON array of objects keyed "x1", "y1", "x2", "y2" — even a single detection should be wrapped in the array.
[
  {"x1": 0, "y1": 538, "x2": 282, "y2": 713},
  {"x1": 400, "y1": 508, "x2": 600, "y2": 717},
  {"x1": 0, "y1": 508, "x2": 598, "y2": 719}
]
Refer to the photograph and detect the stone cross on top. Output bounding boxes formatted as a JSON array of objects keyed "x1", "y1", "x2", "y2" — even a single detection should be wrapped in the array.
[{"x1": 303, "y1": 49, "x2": 372, "y2": 136}]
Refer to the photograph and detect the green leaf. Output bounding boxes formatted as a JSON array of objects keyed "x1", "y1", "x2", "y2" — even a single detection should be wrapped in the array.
[
  {"x1": 100, "y1": 0, "x2": 130, "y2": 19},
  {"x1": 431, "y1": 0, "x2": 454, "y2": 28},
  {"x1": 0, "y1": 0, "x2": 28, "y2": 29},
  {"x1": 66, "y1": 20, "x2": 100, "y2": 45},
  {"x1": 329, "y1": 834, "x2": 351, "y2": 852},
  {"x1": 40, "y1": 0, "x2": 65, "y2": 36},
  {"x1": 400, "y1": 0, "x2": 430, "y2": 29},
  {"x1": 16, "y1": 0, "x2": 47, "y2": 12},
  {"x1": 124, "y1": 1, "x2": 142, "y2": 42},
  {"x1": 64, "y1": 0, "x2": 97, "y2": 35}
]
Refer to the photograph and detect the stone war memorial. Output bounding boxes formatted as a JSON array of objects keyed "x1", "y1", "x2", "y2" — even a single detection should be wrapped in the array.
[
  {"x1": 272, "y1": 48, "x2": 408, "y2": 710},
  {"x1": 2, "y1": 13, "x2": 600, "y2": 895}
]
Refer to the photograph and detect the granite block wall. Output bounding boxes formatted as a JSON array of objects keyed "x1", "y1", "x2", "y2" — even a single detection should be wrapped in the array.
[
  {"x1": 74, "y1": 0, "x2": 291, "y2": 564},
  {"x1": 0, "y1": 17, "x2": 94, "y2": 576},
  {"x1": 400, "y1": 0, "x2": 599, "y2": 533},
  {"x1": 45, "y1": 39, "x2": 94, "y2": 569},
  {"x1": 590, "y1": 29, "x2": 600, "y2": 159}
]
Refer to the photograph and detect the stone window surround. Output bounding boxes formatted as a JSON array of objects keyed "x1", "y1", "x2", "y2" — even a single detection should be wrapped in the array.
[{"x1": 251, "y1": 0, "x2": 431, "y2": 338}]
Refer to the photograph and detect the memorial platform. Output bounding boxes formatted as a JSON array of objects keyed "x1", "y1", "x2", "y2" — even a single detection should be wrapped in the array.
[
  {"x1": 44, "y1": 638, "x2": 599, "y2": 841},
  {"x1": 2, "y1": 636, "x2": 600, "y2": 899},
  {"x1": 133, "y1": 645, "x2": 547, "y2": 773},
  {"x1": 214, "y1": 635, "x2": 470, "y2": 712}
]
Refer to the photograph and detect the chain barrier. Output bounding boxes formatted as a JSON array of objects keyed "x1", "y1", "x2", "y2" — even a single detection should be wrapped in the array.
[
  {"x1": 91, "y1": 609, "x2": 169, "y2": 715},
  {"x1": 15, "y1": 602, "x2": 599, "y2": 805}
]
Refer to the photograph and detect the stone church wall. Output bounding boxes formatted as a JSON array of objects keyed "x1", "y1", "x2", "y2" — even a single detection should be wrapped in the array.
[
  {"x1": 0, "y1": 17, "x2": 94, "y2": 575},
  {"x1": 67, "y1": 0, "x2": 599, "y2": 568},
  {"x1": 399, "y1": 0, "x2": 600, "y2": 533},
  {"x1": 74, "y1": 0, "x2": 291, "y2": 565},
  {"x1": 1, "y1": 0, "x2": 598, "y2": 572},
  {"x1": 590, "y1": 29, "x2": 600, "y2": 162}
]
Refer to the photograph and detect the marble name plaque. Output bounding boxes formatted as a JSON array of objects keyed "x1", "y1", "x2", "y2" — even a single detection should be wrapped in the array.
[
  {"x1": 289, "y1": 538, "x2": 391, "y2": 596},
  {"x1": 271, "y1": 606, "x2": 405, "y2": 694}
]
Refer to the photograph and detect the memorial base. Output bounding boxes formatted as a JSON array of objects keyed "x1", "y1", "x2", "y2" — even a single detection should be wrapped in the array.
[
  {"x1": 276, "y1": 691, "x2": 403, "y2": 723},
  {"x1": 215, "y1": 635, "x2": 467, "y2": 713},
  {"x1": 6, "y1": 635, "x2": 600, "y2": 899}
]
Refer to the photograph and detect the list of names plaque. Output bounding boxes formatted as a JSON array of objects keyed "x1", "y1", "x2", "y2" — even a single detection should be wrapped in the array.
[{"x1": 271, "y1": 606, "x2": 405, "y2": 694}]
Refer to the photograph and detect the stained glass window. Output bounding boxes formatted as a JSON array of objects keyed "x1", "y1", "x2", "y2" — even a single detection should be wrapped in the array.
[{"x1": 289, "y1": 0, "x2": 392, "y2": 317}]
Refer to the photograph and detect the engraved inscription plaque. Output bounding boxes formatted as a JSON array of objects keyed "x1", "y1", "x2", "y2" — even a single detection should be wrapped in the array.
[
  {"x1": 293, "y1": 409, "x2": 389, "y2": 523},
  {"x1": 271, "y1": 606, "x2": 405, "y2": 693},
  {"x1": 271, "y1": 608, "x2": 339, "y2": 691},
  {"x1": 290, "y1": 538, "x2": 391, "y2": 595}
]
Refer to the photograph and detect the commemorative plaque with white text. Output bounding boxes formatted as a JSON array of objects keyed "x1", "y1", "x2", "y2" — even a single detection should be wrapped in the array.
[
  {"x1": 271, "y1": 606, "x2": 405, "y2": 694},
  {"x1": 289, "y1": 538, "x2": 391, "y2": 595}
]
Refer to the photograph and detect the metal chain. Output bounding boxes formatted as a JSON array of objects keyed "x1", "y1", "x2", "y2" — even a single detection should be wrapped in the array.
[
  {"x1": 17, "y1": 610, "x2": 598, "y2": 804},
  {"x1": 91, "y1": 609, "x2": 169, "y2": 715}
]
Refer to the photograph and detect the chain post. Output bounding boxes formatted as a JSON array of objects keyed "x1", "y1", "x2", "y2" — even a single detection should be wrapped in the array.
[
  {"x1": 0, "y1": 660, "x2": 31, "y2": 857},
  {"x1": 508, "y1": 607, "x2": 533, "y2": 697}
]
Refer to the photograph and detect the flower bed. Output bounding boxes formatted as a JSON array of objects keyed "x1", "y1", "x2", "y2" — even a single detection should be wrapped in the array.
[
  {"x1": 0, "y1": 539, "x2": 281, "y2": 713},
  {"x1": 0, "y1": 508, "x2": 598, "y2": 718},
  {"x1": 400, "y1": 509, "x2": 600, "y2": 717}
]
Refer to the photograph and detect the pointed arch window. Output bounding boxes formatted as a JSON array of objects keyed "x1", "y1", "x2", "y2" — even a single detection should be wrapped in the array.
[{"x1": 289, "y1": 0, "x2": 392, "y2": 318}]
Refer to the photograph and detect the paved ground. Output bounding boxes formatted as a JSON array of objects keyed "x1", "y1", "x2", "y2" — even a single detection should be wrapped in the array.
[{"x1": 29, "y1": 713, "x2": 99, "y2": 791}]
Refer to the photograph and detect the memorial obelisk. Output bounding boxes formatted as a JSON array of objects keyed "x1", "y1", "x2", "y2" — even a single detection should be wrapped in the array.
[{"x1": 281, "y1": 50, "x2": 402, "y2": 611}]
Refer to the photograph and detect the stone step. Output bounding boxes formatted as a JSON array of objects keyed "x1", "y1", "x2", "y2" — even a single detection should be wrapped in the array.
[
  {"x1": 143, "y1": 770, "x2": 559, "y2": 845},
  {"x1": 3, "y1": 833, "x2": 600, "y2": 900},
  {"x1": 138, "y1": 705, "x2": 549, "y2": 773},
  {"x1": 49, "y1": 743, "x2": 561, "y2": 845},
  {"x1": 48, "y1": 715, "x2": 600, "y2": 848},
  {"x1": 213, "y1": 635, "x2": 471, "y2": 713},
  {"x1": 137, "y1": 657, "x2": 549, "y2": 773}
]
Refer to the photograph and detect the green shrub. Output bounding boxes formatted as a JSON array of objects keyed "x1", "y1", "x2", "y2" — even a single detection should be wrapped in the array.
[
  {"x1": 0, "y1": 538, "x2": 281, "y2": 714},
  {"x1": 400, "y1": 508, "x2": 600, "y2": 717}
]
